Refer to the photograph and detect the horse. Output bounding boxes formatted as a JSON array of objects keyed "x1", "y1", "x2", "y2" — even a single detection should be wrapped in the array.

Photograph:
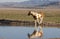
[
  {"x1": 28, "y1": 11, "x2": 44, "y2": 25},
  {"x1": 28, "y1": 11, "x2": 44, "y2": 30}
]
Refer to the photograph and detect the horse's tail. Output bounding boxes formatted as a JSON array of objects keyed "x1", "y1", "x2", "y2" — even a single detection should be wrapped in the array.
[{"x1": 40, "y1": 11, "x2": 45, "y2": 18}]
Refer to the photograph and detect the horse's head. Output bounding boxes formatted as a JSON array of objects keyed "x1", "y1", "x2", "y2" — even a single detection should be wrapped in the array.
[
  {"x1": 28, "y1": 11, "x2": 38, "y2": 20},
  {"x1": 28, "y1": 11, "x2": 31, "y2": 16}
]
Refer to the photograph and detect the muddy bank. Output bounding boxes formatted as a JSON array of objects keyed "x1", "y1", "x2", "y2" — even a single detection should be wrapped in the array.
[
  {"x1": 0, "y1": 19, "x2": 34, "y2": 26},
  {"x1": 0, "y1": 19, "x2": 60, "y2": 27},
  {"x1": 48, "y1": 38, "x2": 60, "y2": 39}
]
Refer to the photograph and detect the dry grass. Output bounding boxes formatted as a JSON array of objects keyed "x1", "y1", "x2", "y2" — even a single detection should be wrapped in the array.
[{"x1": 0, "y1": 8, "x2": 60, "y2": 23}]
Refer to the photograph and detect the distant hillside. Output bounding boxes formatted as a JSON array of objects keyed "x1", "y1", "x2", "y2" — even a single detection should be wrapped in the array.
[{"x1": 0, "y1": 0, "x2": 60, "y2": 8}]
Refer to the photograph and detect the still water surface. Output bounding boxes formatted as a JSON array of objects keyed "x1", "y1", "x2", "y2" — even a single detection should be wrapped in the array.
[{"x1": 0, "y1": 26, "x2": 60, "y2": 39}]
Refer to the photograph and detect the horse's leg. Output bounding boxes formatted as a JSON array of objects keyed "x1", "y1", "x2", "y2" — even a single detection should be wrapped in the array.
[
  {"x1": 37, "y1": 18, "x2": 40, "y2": 25},
  {"x1": 35, "y1": 20, "x2": 37, "y2": 30},
  {"x1": 37, "y1": 17, "x2": 43, "y2": 25},
  {"x1": 39, "y1": 17, "x2": 43, "y2": 25},
  {"x1": 36, "y1": 15, "x2": 42, "y2": 24}
]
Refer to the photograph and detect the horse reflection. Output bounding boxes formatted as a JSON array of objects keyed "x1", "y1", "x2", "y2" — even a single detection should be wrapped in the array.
[{"x1": 28, "y1": 26, "x2": 43, "y2": 39}]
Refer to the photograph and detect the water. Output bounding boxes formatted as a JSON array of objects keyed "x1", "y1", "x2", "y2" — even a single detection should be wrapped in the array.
[{"x1": 0, "y1": 26, "x2": 60, "y2": 39}]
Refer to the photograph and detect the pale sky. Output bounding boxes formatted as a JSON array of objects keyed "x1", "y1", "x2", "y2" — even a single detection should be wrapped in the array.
[{"x1": 0, "y1": 0, "x2": 29, "y2": 2}]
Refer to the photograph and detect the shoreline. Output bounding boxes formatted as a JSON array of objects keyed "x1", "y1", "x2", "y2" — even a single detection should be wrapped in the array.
[
  {"x1": 0, "y1": 19, "x2": 60, "y2": 27},
  {"x1": 48, "y1": 38, "x2": 60, "y2": 39}
]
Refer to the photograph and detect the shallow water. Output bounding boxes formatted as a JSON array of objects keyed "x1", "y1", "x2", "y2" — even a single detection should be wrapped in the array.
[{"x1": 0, "y1": 26, "x2": 60, "y2": 39}]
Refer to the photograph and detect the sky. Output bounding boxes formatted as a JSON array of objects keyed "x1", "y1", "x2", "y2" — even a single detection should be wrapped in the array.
[{"x1": 0, "y1": 0, "x2": 29, "y2": 2}]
